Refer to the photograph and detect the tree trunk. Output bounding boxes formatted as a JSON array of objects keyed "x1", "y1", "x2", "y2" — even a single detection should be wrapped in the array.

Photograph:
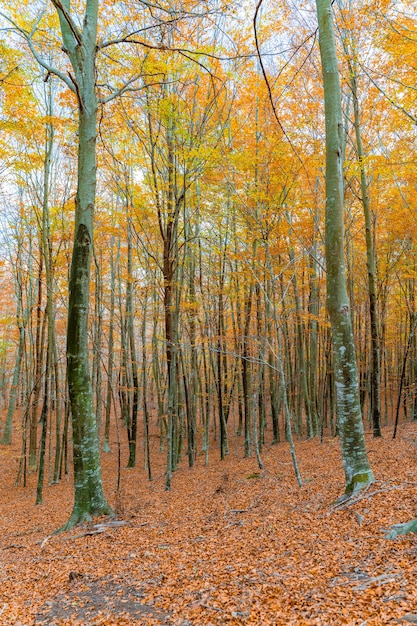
[
  {"x1": 350, "y1": 64, "x2": 381, "y2": 438},
  {"x1": 316, "y1": 0, "x2": 374, "y2": 494},
  {"x1": 29, "y1": 252, "x2": 44, "y2": 469},
  {"x1": 103, "y1": 237, "x2": 116, "y2": 453},
  {"x1": 141, "y1": 290, "x2": 152, "y2": 480},
  {"x1": 2, "y1": 234, "x2": 31, "y2": 446},
  {"x1": 242, "y1": 280, "x2": 253, "y2": 458},
  {"x1": 56, "y1": 0, "x2": 112, "y2": 527},
  {"x1": 126, "y1": 217, "x2": 139, "y2": 468}
]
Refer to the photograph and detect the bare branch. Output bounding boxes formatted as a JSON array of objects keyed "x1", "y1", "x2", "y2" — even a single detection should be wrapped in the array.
[
  {"x1": 253, "y1": 0, "x2": 316, "y2": 190},
  {"x1": 99, "y1": 73, "x2": 143, "y2": 104},
  {"x1": 359, "y1": 63, "x2": 417, "y2": 124},
  {"x1": 98, "y1": 35, "x2": 247, "y2": 62},
  {"x1": 0, "y1": 9, "x2": 76, "y2": 94}
]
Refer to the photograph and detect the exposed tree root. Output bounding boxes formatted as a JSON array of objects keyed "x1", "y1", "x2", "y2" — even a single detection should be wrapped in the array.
[
  {"x1": 331, "y1": 479, "x2": 374, "y2": 510},
  {"x1": 56, "y1": 504, "x2": 114, "y2": 533},
  {"x1": 386, "y1": 518, "x2": 417, "y2": 539}
]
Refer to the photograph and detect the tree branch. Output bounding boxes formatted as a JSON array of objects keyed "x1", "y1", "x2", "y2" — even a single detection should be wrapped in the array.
[
  {"x1": 99, "y1": 74, "x2": 142, "y2": 104},
  {"x1": 98, "y1": 35, "x2": 248, "y2": 62},
  {"x1": 253, "y1": 0, "x2": 313, "y2": 182},
  {"x1": 359, "y1": 63, "x2": 417, "y2": 124},
  {"x1": 50, "y1": 0, "x2": 82, "y2": 46},
  {"x1": 0, "y1": 9, "x2": 76, "y2": 94}
]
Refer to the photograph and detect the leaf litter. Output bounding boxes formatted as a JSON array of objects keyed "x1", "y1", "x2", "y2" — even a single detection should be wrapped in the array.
[{"x1": 0, "y1": 422, "x2": 417, "y2": 625}]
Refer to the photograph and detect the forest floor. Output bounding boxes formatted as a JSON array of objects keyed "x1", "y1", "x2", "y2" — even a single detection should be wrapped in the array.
[{"x1": 1, "y1": 421, "x2": 417, "y2": 625}]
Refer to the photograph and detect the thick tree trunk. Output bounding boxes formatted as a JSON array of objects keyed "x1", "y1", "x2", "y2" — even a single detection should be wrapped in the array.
[
  {"x1": 56, "y1": 0, "x2": 112, "y2": 526},
  {"x1": 316, "y1": 0, "x2": 374, "y2": 494}
]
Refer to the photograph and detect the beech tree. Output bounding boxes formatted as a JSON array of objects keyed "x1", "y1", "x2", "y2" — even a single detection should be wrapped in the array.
[
  {"x1": 48, "y1": 0, "x2": 113, "y2": 526},
  {"x1": 315, "y1": 0, "x2": 374, "y2": 494},
  {"x1": 0, "y1": 0, "x2": 125, "y2": 525}
]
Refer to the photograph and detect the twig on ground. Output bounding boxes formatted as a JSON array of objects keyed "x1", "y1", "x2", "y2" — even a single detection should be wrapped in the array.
[
  {"x1": 40, "y1": 535, "x2": 52, "y2": 549},
  {"x1": 200, "y1": 603, "x2": 223, "y2": 611},
  {"x1": 353, "y1": 572, "x2": 400, "y2": 590}
]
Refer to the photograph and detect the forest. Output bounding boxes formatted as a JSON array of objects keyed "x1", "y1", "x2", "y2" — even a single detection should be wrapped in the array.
[{"x1": 0, "y1": 0, "x2": 417, "y2": 624}]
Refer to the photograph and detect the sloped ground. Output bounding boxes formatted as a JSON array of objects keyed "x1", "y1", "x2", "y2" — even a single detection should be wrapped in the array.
[{"x1": 1, "y1": 421, "x2": 417, "y2": 625}]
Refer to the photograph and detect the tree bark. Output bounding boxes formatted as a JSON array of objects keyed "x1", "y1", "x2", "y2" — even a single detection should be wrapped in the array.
[
  {"x1": 349, "y1": 55, "x2": 381, "y2": 438},
  {"x1": 316, "y1": 0, "x2": 374, "y2": 494},
  {"x1": 55, "y1": 0, "x2": 112, "y2": 527},
  {"x1": 126, "y1": 217, "x2": 139, "y2": 468}
]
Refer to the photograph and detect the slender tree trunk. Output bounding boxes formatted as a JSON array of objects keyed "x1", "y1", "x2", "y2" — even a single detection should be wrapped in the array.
[
  {"x1": 36, "y1": 324, "x2": 51, "y2": 505},
  {"x1": 265, "y1": 245, "x2": 302, "y2": 485},
  {"x1": 2, "y1": 325, "x2": 24, "y2": 445},
  {"x1": 278, "y1": 265, "x2": 295, "y2": 424},
  {"x1": 216, "y1": 257, "x2": 228, "y2": 460},
  {"x1": 242, "y1": 279, "x2": 253, "y2": 458},
  {"x1": 38, "y1": 96, "x2": 62, "y2": 485},
  {"x1": 308, "y1": 201, "x2": 320, "y2": 436},
  {"x1": 92, "y1": 254, "x2": 103, "y2": 437},
  {"x1": 286, "y1": 220, "x2": 313, "y2": 438},
  {"x1": 266, "y1": 276, "x2": 280, "y2": 443},
  {"x1": 151, "y1": 300, "x2": 166, "y2": 449},
  {"x1": 2, "y1": 249, "x2": 30, "y2": 447},
  {"x1": 52, "y1": 336, "x2": 62, "y2": 483},
  {"x1": 255, "y1": 283, "x2": 266, "y2": 449},
  {"x1": 199, "y1": 306, "x2": 211, "y2": 465},
  {"x1": 186, "y1": 247, "x2": 198, "y2": 467},
  {"x1": 126, "y1": 218, "x2": 139, "y2": 468},
  {"x1": 29, "y1": 253, "x2": 44, "y2": 469},
  {"x1": 163, "y1": 117, "x2": 181, "y2": 490},
  {"x1": 141, "y1": 291, "x2": 152, "y2": 480},
  {"x1": 103, "y1": 237, "x2": 116, "y2": 453},
  {"x1": 59, "y1": 386, "x2": 70, "y2": 479},
  {"x1": 349, "y1": 68, "x2": 382, "y2": 437}
]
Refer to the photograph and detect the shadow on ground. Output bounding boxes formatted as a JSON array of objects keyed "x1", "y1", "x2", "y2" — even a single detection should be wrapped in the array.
[{"x1": 35, "y1": 574, "x2": 172, "y2": 625}]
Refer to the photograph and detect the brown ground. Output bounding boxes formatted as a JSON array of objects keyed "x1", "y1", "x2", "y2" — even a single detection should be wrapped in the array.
[{"x1": 1, "y1": 422, "x2": 417, "y2": 625}]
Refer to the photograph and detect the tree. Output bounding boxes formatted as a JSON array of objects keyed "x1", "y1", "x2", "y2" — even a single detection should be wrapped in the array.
[
  {"x1": 336, "y1": 0, "x2": 382, "y2": 438},
  {"x1": 315, "y1": 0, "x2": 374, "y2": 494},
  {"x1": 51, "y1": 0, "x2": 113, "y2": 527},
  {"x1": 0, "y1": 0, "x2": 115, "y2": 525}
]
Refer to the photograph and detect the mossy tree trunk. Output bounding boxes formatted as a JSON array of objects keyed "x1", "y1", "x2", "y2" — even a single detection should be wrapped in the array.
[
  {"x1": 53, "y1": 0, "x2": 112, "y2": 527},
  {"x1": 316, "y1": 0, "x2": 374, "y2": 494}
]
